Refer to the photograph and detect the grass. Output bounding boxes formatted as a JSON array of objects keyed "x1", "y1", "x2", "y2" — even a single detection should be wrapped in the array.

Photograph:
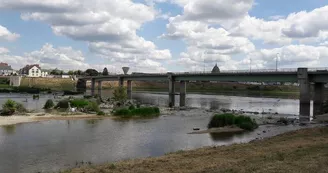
[
  {"x1": 113, "y1": 107, "x2": 160, "y2": 118},
  {"x1": 61, "y1": 127, "x2": 328, "y2": 173},
  {"x1": 208, "y1": 113, "x2": 258, "y2": 131}
]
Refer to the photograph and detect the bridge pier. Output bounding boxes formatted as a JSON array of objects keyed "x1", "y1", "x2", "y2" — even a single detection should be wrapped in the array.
[
  {"x1": 298, "y1": 68, "x2": 311, "y2": 122},
  {"x1": 168, "y1": 74, "x2": 175, "y2": 107},
  {"x1": 127, "y1": 80, "x2": 132, "y2": 100},
  {"x1": 97, "y1": 81, "x2": 102, "y2": 98},
  {"x1": 91, "y1": 79, "x2": 96, "y2": 96},
  {"x1": 180, "y1": 81, "x2": 186, "y2": 107},
  {"x1": 119, "y1": 77, "x2": 124, "y2": 87},
  {"x1": 313, "y1": 82, "x2": 325, "y2": 118},
  {"x1": 76, "y1": 79, "x2": 87, "y2": 93}
]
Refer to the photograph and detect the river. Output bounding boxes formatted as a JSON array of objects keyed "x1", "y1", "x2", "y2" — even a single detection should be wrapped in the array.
[{"x1": 0, "y1": 91, "x2": 313, "y2": 173}]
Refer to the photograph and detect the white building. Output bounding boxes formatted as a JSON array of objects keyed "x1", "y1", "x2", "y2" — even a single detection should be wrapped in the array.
[
  {"x1": 0, "y1": 63, "x2": 15, "y2": 76},
  {"x1": 20, "y1": 64, "x2": 48, "y2": 77}
]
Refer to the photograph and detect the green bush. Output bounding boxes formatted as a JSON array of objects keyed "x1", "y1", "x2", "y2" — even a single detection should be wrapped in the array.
[
  {"x1": 85, "y1": 101, "x2": 100, "y2": 112},
  {"x1": 97, "y1": 111, "x2": 106, "y2": 116},
  {"x1": 16, "y1": 103, "x2": 27, "y2": 113},
  {"x1": 55, "y1": 99, "x2": 70, "y2": 109},
  {"x1": 43, "y1": 99, "x2": 55, "y2": 109},
  {"x1": 70, "y1": 99, "x2": 89, "y2": 108},
  {"x1": 113, "y1": 87, "x2": 127, "y2": 103},
  {"x1": 129, "y1": 105, "x2": 135, "y2": 110},
  {"x1": 208, "y1": 114, "x2": 258, "y2": 131},
  {"x1": 1, "y1": 99, "x2": 16, "y2": 116},
  {"x1": 114, "y1": 107, "x2": 160, "y2": 118},
  {"x1": 1, "y1": 100, "x2": 28, "y2": 116}
]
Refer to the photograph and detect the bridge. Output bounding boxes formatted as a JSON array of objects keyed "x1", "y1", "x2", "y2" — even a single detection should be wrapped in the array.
[{"x1": 78, "y1": 68, "x2": 328, "y2": 122}]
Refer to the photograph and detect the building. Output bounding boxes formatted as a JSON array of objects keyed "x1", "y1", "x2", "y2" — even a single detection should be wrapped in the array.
[
  {"x1": 20, "y1": 64, "x2": 48, "y2": 77},
  {"x1": 211, "y1": 64, "x2": 220, "y2": 73},
  {"x1": 0, "y1": 62, "x2": 15, "y2": 76}
]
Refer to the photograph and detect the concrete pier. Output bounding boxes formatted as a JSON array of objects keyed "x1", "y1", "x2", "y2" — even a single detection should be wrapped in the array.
[
  {"x1": 180, "y1": 81, "x2": 186, "y2": 107},
  {"x1": 119, "y1": 77, "x2": 124, "y2": 87},
  {"x1": 97, "y1": 81, "x2": 102, "y2": 98},
  {"x1": 91, "y1": 79, "x2": 96, "y2": 96},
  {"x1": 298, "y1": 68, "x2": 311, "y2": 122},
  {"x1": 127, "y1": 80, "x2": 132, "y2": 100},
  {"x1": 313, "y1": 82, "x2": 325, "y2": 118},
  {"x1": 168, "y1": 74, "x2": 175, "y2": 107}
]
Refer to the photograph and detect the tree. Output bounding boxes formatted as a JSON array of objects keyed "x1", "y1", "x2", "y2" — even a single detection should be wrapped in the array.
[
  {"x1": 74, "y1": 70, "x2": 83, "y2": 75},
  {"x1": 85, "y1": 69, "x2": 99, "y2": 76},
  {"x1": 68, "y1": 70, "x2": 74, "y2": 75},
  {"x1": 113, "y1": 87, "x2": 127, "y2": 104},
  {"x1": 102, "y1": 67, "x2": 109, "y2": 76}
]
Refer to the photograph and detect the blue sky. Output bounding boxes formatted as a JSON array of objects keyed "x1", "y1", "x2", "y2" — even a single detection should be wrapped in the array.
[{"x1": 1, "y1": 0, "x2": 328, "y2": 73}]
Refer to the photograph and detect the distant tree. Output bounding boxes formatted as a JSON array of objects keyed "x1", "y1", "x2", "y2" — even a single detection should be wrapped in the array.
[
  {"x1": 68, "y1": 70, "x2": 74, "y2": 75},
  {"x1": 85, "y1": 69, "x2": 99, "y2": 76},
  {"x1": 50, "y1": 68, "x2": 62, "y2": 75},
  {"x1": 60, "y1": 71, "x2": 64, "y2": 75},
  {"x1": 74, "y1": 70, "x2": 83, "y2": 75},
  {"x1": 102, "y1": 67, "x2": 109, "y2": 76}
]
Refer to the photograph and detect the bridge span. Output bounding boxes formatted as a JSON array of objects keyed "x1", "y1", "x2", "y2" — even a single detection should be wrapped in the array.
[{"x1": 78, "y1": 68, "x2": 328, "y2": 122}]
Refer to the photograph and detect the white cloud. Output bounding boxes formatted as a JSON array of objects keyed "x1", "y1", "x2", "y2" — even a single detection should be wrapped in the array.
[
  {"x1": 0, "y1": 47, "x2": 9, "y2": 54},
  {"x1": 0, "y1": 0, "x2": 170, "y2": 69},
  {"x1": 0, "y1": 25, "x2": 20, "y2": 41},
  {"x1": 269, "y1": 15, "x2": 285, "y2": 20},
  {"x1": 229, "y1": 6, "x2": 328, "y2": 45},
  {"x1": 247, "y1": 45, "x2": 328, "y2": 68}
]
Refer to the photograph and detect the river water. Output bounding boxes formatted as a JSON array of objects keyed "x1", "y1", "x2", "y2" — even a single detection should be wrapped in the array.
[{"x1": 0, "y1": 91, "x2": 313, "y2": 173}]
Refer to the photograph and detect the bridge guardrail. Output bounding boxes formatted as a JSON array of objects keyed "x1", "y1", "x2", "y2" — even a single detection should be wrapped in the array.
[{"x1": 78, "y1": 67, "x2": 328, "y2": 78}]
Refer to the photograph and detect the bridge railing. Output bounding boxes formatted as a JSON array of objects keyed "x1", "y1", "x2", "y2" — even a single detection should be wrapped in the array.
[{"x1": 78, "y1": 67, "x2": 328, "y2": 78}]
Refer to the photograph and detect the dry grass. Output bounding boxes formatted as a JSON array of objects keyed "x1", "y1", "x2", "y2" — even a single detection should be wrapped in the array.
[
  {"x1": 20, "y1": 77, "x2": 76, "y2": 90},
  {"x1": 63, "y1": 127, "x2": 328, "y2": 173}
]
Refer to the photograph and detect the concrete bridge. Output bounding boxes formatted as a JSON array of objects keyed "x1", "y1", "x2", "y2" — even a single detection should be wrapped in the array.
[{"x1": 78, "y1": 68, "x2": 328, "y2": 122}]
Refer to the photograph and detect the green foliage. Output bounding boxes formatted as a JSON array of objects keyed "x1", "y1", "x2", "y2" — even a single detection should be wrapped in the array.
[
  {"x1": 114, "y1": 107, "x2": 160, "y2": 118},
  {"x1": 16, "y1": 103, "x2": 27, "y2": 113},
  {"x1": 1, "y1": 99, "x2": 16, "y2": 116},
  {"x1": 55, "y1": 99, "x2": 70, "y2": 109},
  {"x1": 85, "y1": 101, "x2": 100, "y2": 112},
  {"x1": 70, "y1": 99, "x2": 89, "y2": 108},
  {"x1": 1, "y1": 100, "x2": 28, "y2": 116},
  {"x1": 97, "y1": 111, "x2": 106, "y2": 116},
  {"x1": 102, "y1": 67, "x2": 109, "y2": 76},
  {"x1": 208, "y1": 114, "x2": 258, "y2": 131},
  {"x1": 113, "y1": 87, "x2": 127, "y2": 104},
  {"x1": 85, "y1": 69, "x2": 99, "y2": 76},
  {"x1": 129, "y1": 105, "x2": 135, "y2": 110},
  {"x1": 43, "y1": 99, "x2": 55, "y2": 109}
]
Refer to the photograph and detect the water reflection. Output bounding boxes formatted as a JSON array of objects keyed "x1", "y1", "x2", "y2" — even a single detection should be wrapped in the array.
[
  {"x1": 209, "y1": 132, "x2": 244, "y2": 142},
  {"x1": 2, "y1": 125, "x2": 16, "y2": 134}
]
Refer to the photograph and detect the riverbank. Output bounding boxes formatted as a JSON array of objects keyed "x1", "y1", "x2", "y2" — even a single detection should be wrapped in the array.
[
  {"x1": 0, "y1": 113, "x2": 101, "y2": 126},
  {"x1": 63, "y1": 126, "x2": 328, "y2": 173}
]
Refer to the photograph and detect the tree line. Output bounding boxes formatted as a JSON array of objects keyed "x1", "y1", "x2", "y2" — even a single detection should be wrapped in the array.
[{"x1": 49, "y1": 68, "x2": 109, "y2": 76}]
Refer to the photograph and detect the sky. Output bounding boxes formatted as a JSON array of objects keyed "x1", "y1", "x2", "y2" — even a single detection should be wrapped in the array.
[{"x1": 1, "y1": 0, "x2": 328, "y2": 73}]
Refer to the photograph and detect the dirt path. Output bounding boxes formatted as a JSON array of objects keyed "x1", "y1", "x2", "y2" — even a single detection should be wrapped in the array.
[
  {"x1": 0, "y1": 113, "x2": 102, "y2": 126},
  {"x1": 64, "y1": 126, "x2": 328, "y2": 173}
]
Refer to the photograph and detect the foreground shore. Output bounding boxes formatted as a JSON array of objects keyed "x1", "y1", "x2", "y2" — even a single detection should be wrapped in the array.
[{"x1": 62, "y1": 126, "x2": 328, "y2": 173}]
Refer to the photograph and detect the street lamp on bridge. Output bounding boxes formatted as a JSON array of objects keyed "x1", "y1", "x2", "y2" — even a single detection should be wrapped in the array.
[{"x1": 276, "y1": 53, "x2": 280, "y2": 72}]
